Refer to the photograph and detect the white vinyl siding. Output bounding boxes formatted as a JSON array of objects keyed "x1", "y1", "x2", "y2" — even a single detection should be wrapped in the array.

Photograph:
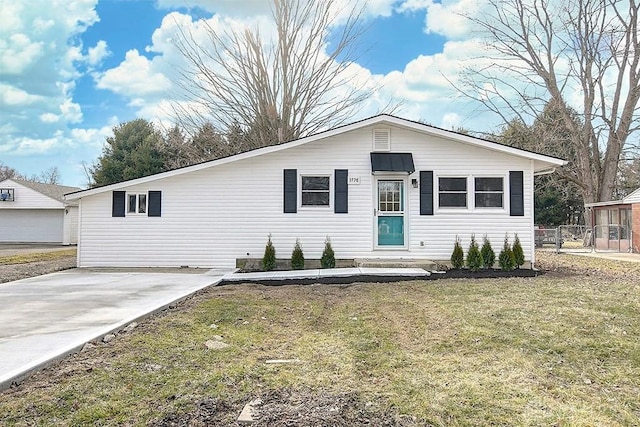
[{"x1": 76, "y1": 124, "x2": 536, "y2": 268}]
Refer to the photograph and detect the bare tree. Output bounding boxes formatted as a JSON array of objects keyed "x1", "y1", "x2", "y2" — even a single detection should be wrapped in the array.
[
  {"x1": 171, "y1": 0, "x2": 381, "y2": 150},
  {"x1": 0, "y1": 161, "x2": 22, "y2": 181},
  {"x1": 33, "y1": 166, "x2": 61, "y2": 185},
  {"x1": 458, "y1": 0, "x2": 639, "y2": 203}
]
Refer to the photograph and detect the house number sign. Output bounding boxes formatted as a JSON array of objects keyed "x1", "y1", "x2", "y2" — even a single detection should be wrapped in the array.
[{"x1": 348, "y1": 176, "x2": 360, "y2": 185}]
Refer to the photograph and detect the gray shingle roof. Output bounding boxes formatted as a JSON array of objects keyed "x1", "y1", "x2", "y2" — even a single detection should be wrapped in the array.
[{"x1": 10, "y1": 179, "x2": 82, "y2": 205}]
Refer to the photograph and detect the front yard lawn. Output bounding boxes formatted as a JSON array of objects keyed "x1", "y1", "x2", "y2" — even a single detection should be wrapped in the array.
[{"x1": 1, "y1": 252, "x2": 639, "y2": 426}]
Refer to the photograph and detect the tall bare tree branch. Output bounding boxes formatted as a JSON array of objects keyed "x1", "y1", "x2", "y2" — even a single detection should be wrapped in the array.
[
  {"x1": 458, "y1": 0, "x2": 639, "y2": 203},
  {"x1": 170, "y1": 0, "x2": 385, "y2": 150}
]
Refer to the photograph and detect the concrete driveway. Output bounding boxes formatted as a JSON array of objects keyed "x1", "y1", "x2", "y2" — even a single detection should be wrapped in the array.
[{"x1": 0, "y1": 268, "x2": 233, "y2": 389}]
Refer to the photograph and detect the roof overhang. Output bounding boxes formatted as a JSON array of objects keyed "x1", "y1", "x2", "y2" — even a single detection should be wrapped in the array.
[{"x1": 370, "y1": 152, "x2": 415, "y2": 175}]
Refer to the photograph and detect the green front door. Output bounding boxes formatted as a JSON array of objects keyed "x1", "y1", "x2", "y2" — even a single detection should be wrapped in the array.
[{"x1": 376, "y1": 179, "x2": 405, "y2": 247}]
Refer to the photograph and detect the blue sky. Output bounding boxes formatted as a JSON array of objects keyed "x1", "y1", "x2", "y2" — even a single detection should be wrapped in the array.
[{"x1": 1, "y1": 0, "x2": 495, "y2": 187}]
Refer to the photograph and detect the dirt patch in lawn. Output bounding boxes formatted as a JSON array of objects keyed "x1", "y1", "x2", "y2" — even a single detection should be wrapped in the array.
[{"x1": 151, "y1": 389, "x2": 417, "y2": 426}]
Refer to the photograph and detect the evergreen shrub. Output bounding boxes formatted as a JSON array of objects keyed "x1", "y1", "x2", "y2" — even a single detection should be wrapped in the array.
[
  {"x1": 451, "y1": 236, "x2": 464, "y2": 269},
  {"x1": 262, "y1": 234, "x2": 276, "y2": 271},
  {"x1": 498, "y1": 234, "x2": 516, "y2": 271},
  {"x1": 466, "y1": 234, "x2": 482, "y2": 271},
  {"x1": 320, "y1": 236, "x2": 336, "y2": 269},
  {"x1": 480, "y1": 235, "x2": 495, "y2": 269},
  {"x1": 291, "y1": 238, "x2": 305, "y2": 270}
]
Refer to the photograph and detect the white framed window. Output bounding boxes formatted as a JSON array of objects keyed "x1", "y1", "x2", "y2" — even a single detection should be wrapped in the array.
[
  {"x1": 438, "y1": 177, "x2": 467, "y2": 208},
  {"x1": 301, "y1": 175, "x2": 330, "y2": 207},
  {"x1": 474, "y1": 177, "x2": 504, "y2": 208},
  {"x1": 0, "y1": 188, "x2": 15, "y2": 202},
  {"x1": 127, "y1": 193, "x2": 147, "y2": 214}
]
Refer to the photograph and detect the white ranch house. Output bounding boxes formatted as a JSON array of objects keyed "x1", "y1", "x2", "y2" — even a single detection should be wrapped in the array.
[
  {"x1": 0, "y1": 178, "x2": 81, "y2": 245},
  {"x1": 65, "y1": 115, "x2": 565, "y2": 268}
]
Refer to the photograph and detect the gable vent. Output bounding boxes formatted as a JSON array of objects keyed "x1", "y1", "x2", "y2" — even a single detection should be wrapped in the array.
[{"x1": 372, "y1": 128, "x2": 391, "y2": 151}]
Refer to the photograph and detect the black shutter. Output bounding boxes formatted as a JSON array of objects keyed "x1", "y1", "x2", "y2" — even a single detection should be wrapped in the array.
[
  {"x1": 334, "y1": 169, "x2": 348, "y2": 213},
  {"x1": 112, "y1": 191, "x2": 125, "y2": 217},
  {"x1": 420, "y1": 171, "x2": 434, "y2": 215},
  {"x1": 148, "y1": 191, "x2": 162, "y2": 217},
  {"x1": 283, "y1": 169, "x2": 297, "y2": 213},
  {"x1": 509, "y1": 171, "x2": 524, "y2": 216}
]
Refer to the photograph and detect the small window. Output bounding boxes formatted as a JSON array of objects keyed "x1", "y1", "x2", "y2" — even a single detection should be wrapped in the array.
[
  {"x1": 301, "y1": 176, "x2": 330, "y2": 206},
  {"x1": 127, "y1": 193, "x2": 147, "y2": 214},
  {"x1": 439, "y1": 177, "x2": 467, "y2": 208},
  {"x1": 475, "y1": 177, "x2": 504, "y2": 208},
  {"x1": 0, "y1": 188, "x2": 15, "y2": 202}
]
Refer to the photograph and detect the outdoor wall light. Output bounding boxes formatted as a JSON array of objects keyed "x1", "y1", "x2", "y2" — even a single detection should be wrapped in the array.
[{"x1": 411, "y1": 178, "x2": 419, "y2": 188}]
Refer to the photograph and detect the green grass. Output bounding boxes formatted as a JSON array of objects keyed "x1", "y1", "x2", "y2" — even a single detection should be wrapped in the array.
[
  {"x1": 1, "y1": 253, "x2": 639, "y2": 426},
  {"x1": 0, "y1": 249, "x2": 76, "y2": 265}
]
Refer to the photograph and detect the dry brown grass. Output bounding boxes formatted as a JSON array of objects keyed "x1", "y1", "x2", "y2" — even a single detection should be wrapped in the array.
[
  {"x1": 0, "y1": 249, "x2": 76, "y2": 265},
  {"x1": 1, "y1": 252, "x2": 639, "y2": 426}
]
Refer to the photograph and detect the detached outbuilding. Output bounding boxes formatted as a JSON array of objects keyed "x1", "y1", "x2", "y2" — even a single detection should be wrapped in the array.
[
  {"x1": 585, "y1": 187, "x2": 640, "y2": 253},
  {"x1": 65, "y1": 115, "x2": 565, "y2": 268},
  {"x1": 0, "y1": 178, "x2": 81, "y2": 245}
]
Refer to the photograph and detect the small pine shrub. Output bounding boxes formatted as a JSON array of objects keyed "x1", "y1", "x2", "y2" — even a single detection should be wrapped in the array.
[
  {"x1": 512, "y1": 233, "x2": 524, "y2": 268},
  {"x1": 466, "y1": 234, "x2": 482, "y2": 271},
  {"x1": 262, "y1": 234, "x2": 276, "y2": 271},
  {"x1": 498, "y1": 234, "x2": 515, "y2": 271},
  {"x1": 291, "y1": 238, "x2": 305, "y2": 270},
  {"x1": 450, "y1": 236, "x2": 464, "y2": 269},
  {"x1": 480, "y1": 235, "x2": 495, "y2": 269},
  {"x1": 320, "y1": 236, "x2": 336, "y2": 269}
]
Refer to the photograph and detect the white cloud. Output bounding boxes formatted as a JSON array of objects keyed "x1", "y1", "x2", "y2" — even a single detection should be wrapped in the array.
[
  {"x1": 87, "y1": 40, "x2": 109, "y2": 66},
  {"x1": 60, "y1": 98, "x2": 83, "y2": 123},
  {"x1": 424, "y1": 0, "x2": 478, "y2": 39},
  {"x1": 71, "y1": 122, "x2": 115, "y2": 145},
  {"x1": 155, "y1": 0, "x2": 272, "y2": 16},
  {"x1": 396, "y1": 0, "x2": 433, "y2": 13},
  {"x1": 40, "y1": 112, "x2": 60, "y2": 123},
  {"x1": 0, "y1": 33, "x2": 44, "y2": 74},
  {"x1": 0, "y1": 0, "x2": 101, "y2": 160},
  {"x1": 0, "y1": 83, "x2": 44, "y2": 106},
  {"x1": 95, "y1": 49, "x2": 173, "y2": 96}
]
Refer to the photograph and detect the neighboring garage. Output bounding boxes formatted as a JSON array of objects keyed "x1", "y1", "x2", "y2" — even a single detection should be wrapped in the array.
[{"x1": 0, "y1": 178, "x2": 81, "y2": 245}]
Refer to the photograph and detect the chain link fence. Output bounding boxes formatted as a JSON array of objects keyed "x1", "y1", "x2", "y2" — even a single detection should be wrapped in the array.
[{"x1": 536, "y1": 224, "x2": 633, "y2": 254}]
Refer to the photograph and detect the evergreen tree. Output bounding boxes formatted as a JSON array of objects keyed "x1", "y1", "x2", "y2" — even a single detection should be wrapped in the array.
[
  {"x1": 498, "y1": 234, "x2": 516, "y2": 271},
  {"x1": 262, "y1": 234, "x2": 276, "y2": 271},
  {"x1": 480, "y1": 235, "x2": 496, "y2": 269},
  {"x1": 320, "y1": 236, "x2": 336, "y2": 269},
  {"x1": 450, "y1": 236, "x2": 464, "y2": 269},
  {"x1": 291, "y1": 238, "x2": 305, "y2": 270},
  {"x1": 466, "y1": 234, "x2": 482, "y2": 271},
  {"x1": 512, "y1": 233, "x2": 525, "y2": 268},
  {"x1": 92, "y1": 119, "x2": 167, "y2": 186}
]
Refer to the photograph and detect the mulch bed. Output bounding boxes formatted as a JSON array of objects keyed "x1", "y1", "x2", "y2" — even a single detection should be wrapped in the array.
[{"x1": 221, "y1": 268, "x2": 541, "y2": 286}]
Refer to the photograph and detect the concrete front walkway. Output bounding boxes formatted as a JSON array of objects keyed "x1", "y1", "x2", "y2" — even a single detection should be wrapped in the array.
[
  {"x1": 224, "y1": 267, "x2": 431, "y2": 283},
  {"x1": 0, "y1": 268, "x2": 233, "y2": 390}
]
